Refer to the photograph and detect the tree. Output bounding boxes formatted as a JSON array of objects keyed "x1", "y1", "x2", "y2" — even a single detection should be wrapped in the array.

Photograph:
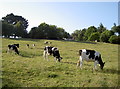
[
  {"x1": 109, "y1": 35, "x2": 120, "y2": 44},
  {"x1": 71, "y1": 30, "x2": 81, "y2": 41},
  {"x1": 84, "y1": 26, "x2": 97, "y2": 40},
  {"x1": 71, "y1": 29, "x2": 86, "y2": 41},
  {"x1": 29, "y1": 27, "x2": 39, "y2": 39},
  {"x1": 112, "y1": 24, "x2": 120, "y2": 36},
  {"x1": 2, "y1": 21, "x2": 14, "y2": 37},
  {"x1": 14, "y1": 21, "x2": 27, "y2": 38},
  {"x1": 2, "y1": 13, "x2": 28, "y2": 29},
  {"x1": 2, "y1": 13, "x2": 29, "y2": 38},
  {"x1": 29, "y1": 22, "x2": 70, "y2": 39},
  {"x1": 97, "y1": 23, "x2": 107, "y2": 33},
  {"x1": 78, "y1": 29, "x2": 87, "y2": 41},
  {"x1": 88, "y1": 32, "x2": 100, "y2": 41},
  {"x1": 100, "y1": 30, "x2": 114, "y2": 42}
]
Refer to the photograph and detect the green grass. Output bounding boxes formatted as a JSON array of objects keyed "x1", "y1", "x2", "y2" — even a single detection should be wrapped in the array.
[{"x1": 1, "y1": 38, "x2": 119, "y2": 87}]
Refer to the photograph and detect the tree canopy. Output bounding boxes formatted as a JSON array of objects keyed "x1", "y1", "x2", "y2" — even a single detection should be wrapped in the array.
[
  {"x1": 29, "y1": 22, "x2": 70, "y2": 39},
  {"x1": 1, "y1": 13, "x2": 120, "y2": 44},
  {"x1": 2, "y1": 13, "x2": 28, "y2": 38}
]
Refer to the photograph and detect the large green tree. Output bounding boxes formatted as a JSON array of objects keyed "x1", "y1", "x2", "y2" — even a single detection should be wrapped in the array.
[
  {"x1": 2, "y1": 21, "x2": 14, "y2": 37},
  {"x1": 84, "y1": 26, "x2": 97, "y2": 40},
  {"x1": 88, "y1": 32, "x2": 100, "y2": 41},
  {"x1": 111, "y1": 24, "x2": 120, "y2": 36},
  {"x1": 97, "y1": 23, "x2": 107, "y2": 33},
  {"x1": 2, "y1": 13, "x2": 28, "y2": 38},
  {"x1": 71, "y1": 30, "x2": 81, "y2": 41},
  {"x1": 100, "y1": 30, "x2": 114, "y2": 42},
  {"x1": 29, "y1": 22, "x2": 70, "y2": 39}
]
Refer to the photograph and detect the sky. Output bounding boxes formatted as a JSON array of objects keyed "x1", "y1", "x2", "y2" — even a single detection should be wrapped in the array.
[{"x1": 0, "y1": 0, "x2": 119, "y2": 34}]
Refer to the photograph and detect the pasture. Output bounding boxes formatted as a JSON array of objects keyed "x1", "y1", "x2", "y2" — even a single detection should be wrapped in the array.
[{"x1": 1, "y1": 38, "x2": 119, "y2": 87}]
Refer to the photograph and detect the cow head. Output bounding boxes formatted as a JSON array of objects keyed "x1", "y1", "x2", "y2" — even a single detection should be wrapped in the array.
[
  {"x1": 100, "y1": 62, "x2": 105, "y2": 70},
  {"x1": 57, "y1": 57, "x2": 63, "y2": 62}
]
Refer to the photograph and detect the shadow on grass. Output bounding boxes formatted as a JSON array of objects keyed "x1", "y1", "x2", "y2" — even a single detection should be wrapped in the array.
[
  {"x1": 100, "y1": 68, "x2": 119, "y2": 75},
  {"x1": 61, "y1": 61, "x2": 119, "y2": 75},
  {"x1": 61, "y1": 61, "x2": 77, "y2": 65},
  {"x1": 2, "y1": 71, "x2": 21, "y2": 87},
  {"x1": 2, "y1": 78, "x2": 21, "y2": 88},
  {"x1": 19, "y1": 54, "x2": 34, "y2": 58},
  {"x1": 19, "y1": 51, "x2": 42, "y2": 58}
]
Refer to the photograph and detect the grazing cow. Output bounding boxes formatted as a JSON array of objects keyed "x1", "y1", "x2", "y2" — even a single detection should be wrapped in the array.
[
  {"x1": 32, "y1": 44, "x2": 35, "y2": 48},
  {"x1": 26, "y1": 44, "x2": 29, "y2": 48},
  {"x1": 77, "y1": 49, "x2": 105, "y2": 70},
  {"x1": 44, "y1": 41, "x2": 52, "y2": 44},
  {"x1": 43, "y1": 46, "x2": 62, "y2": 62},
  {"x1": 7, "y1": 44, "x2": 19, "y2": 55},
  {"x1": 13, "y1": 44, "x2": 19, "y2": 48},
  {"x1": 44, "y1": 41, "x2": 48, "y2": 44}
]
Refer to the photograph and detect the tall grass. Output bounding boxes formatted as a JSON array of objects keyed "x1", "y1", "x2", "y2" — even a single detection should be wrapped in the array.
[{"x1": 1, "y1": 38, "x2": 119, "y2": 87}]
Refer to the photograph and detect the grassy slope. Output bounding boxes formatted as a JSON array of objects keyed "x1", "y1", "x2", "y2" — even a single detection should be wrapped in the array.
[{"x1": 2, "y1": 38, "x2": 119, "y2": 87}]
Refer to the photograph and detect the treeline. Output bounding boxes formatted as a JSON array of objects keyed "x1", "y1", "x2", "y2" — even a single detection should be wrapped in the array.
[
  {"x1": 29, "y1": 23, "x2": 70, "y2": 39},
  {"x1": 1, "y1": 13, "x2": 120, "y2": 44},
  {"x1": 71, "y1": 23, "x2": 120, "y2": 44},
  {"x1": 1, "y1": 13, "x2": 70, "y2": 39},
  {"x1": 2, "y1": 13, "x2": 28, "y2": 38}
]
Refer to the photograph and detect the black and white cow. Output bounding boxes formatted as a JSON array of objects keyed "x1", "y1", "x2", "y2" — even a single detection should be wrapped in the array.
[
  {"x1": 13, "y1": 44, "x2": 19, "y2": 48},
  {"x1": 77, "y1": 49, "x2": 105, "y2": 70},
  {"x1": 43, "y1": 46, "x2": 62, "y2": 62},
  {"x1": 7, "y1": 44, "x2": 19, "y2": 55},
  {"x1": 32, "y1": 44, "x2": 36, "y2": 48},
  {"x1": 26, "y1": 44, "x2": 29, "y2": 48}
]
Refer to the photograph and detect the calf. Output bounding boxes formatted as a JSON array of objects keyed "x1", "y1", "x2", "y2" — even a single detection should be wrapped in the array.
[
  {"x1": 77, "y1": 49, "x2": 105, "y2": 70},
  {"x1": 43, "y1": 46, "x2": 62, "y2": 62},
  {"x1": 7, "y1": 44, "x2": 19, "y2": 55}
]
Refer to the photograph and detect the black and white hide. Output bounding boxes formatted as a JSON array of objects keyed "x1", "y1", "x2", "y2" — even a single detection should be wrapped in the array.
[
  {"x1": 43, "y1": 46, "x2": 62, "y2": 62},
  {"x1": 77, "y1": 49, "x2": 105, "y2": 70},
  {"x1": 26, "y1": 44, "x2": 29, "y2": 48},
  {"x1": 7, "y1": 44, "x2": 19, "y2": 55}
]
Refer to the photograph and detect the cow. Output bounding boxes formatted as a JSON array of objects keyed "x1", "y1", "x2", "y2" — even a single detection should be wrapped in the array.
[
  {"x1": 77, "y1": 49, "x2": 105, "y2": 70},
  {"x1": 7, "y1": 44, "x2": 19, "y2": 55},
  {"x1": 26, "y1": 44, "x2": 29, "y2": 48},
  {"x1": 43, "y1": 46, "x2": 62, "y2": 62},
  {"x1": 32, "y1": 44, "x2": 36, "y2": 48},
  {"x1": 44, "y1": 41, "x2": 52, "y2": 44},
  {"x1": 13, "y1": 44, "x2": 19, "y2": 48}
]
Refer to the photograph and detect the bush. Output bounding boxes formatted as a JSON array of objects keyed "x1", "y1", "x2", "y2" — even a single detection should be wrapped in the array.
[
  {"x1": 100, "y1": 30, "x2": 114, "y2": 43},
  {"x1": 109, "y1": 35, "x2": 120, "y2": 44},
  {"x1": 88, "y1": 32, "x2": 100, "y2": 41}
]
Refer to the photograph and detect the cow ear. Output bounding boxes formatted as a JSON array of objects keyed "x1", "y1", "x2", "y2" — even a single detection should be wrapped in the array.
[{"x1": 104, "y1": 62, "x2": 105, "y2": 64}]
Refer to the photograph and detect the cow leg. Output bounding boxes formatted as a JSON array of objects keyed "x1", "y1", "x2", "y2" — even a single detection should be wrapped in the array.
[
  {"x1": 79, "y1": 56, "x2": 83, "y2": 69},
  {"x1": 46, "y1": 54, "x2": 49, "y2": 61},
  {"x1": 77, "y1": 60, "x2": 80, "y2": 67},
  {"x1": 7, "y1": 48, "x2": 12, "y2": 53},
  {"x1": 7, "y1": 48, "x2": 10, "y2": 53},
  {"x1": 43, "y1": 51, "x2": 49, "y2": 61},
  {"x1": 43, "y1": 51, "x2": 46, "y2": 60},
  {"x1": 94, "y1": 61, "x2": 98, "y2": 70},
  {"x1": 58, "y1": 58, "x2": 60, "y2": 62},
  {"x1": 54, "y1": 57, "x2": 57, "y2": 62}
]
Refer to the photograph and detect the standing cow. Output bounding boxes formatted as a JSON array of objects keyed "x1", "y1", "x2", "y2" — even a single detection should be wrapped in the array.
[
  {"x1": 77, "y1": 49, "x2": 105, "y2": 70},
  {"x1": 43, "y1": 46, "x2": 62, "y2": 62}
]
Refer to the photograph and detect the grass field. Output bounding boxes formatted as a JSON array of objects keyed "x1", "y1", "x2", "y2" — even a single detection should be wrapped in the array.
[{"x1": 1, "y1": 38, "x2": 119, "y2": 87}]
